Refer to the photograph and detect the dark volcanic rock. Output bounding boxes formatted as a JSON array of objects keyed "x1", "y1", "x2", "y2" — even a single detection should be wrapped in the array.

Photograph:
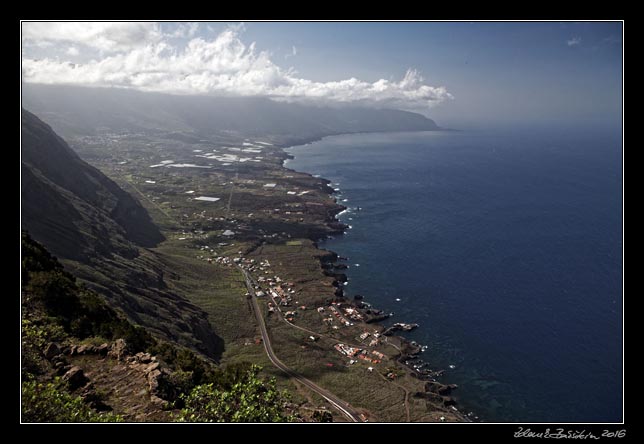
[
  {"x1": 327, "y1": 221, "x2": 349, "y2": 233},
  {"x1": 63, "y1": 366, "x2": 88, "y2": 389},
  {"x1": 413, "y1": 391, "x2": 444, "y2": 404},
  {"x1": 425, "y1": 382, "x2": 458, "y2": 396},
  {"x1": 96, "y1": 343, "x2": 110, "y2": 356},
  {"x1": 330, "y1": 274, "x2": 348, "y2": 285},
  {"x1": 44, "y1": 342, "x2": 61, "y2": 360},
  {"x1": 442, "y1": 397, "x2": 457, "y2": 407},
  {"x1": 365, "y1": 313, "x2": 391, "y2": 324},
  {"x1": 325, "y1": 272, "x2": 347, "y2": 282}
]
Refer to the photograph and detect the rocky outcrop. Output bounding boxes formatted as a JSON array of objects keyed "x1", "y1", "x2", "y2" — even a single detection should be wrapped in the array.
[
  {"x1": 414, "y1": 382, "x2": 459, "y2": 409},
  {"x1": 364, "y1": 310, "x2": 391, "y2": 324},
  {"x1": 325, "y1": 271, "x2": 347, "y2": 282},
  {"x1": 425, "y1": 382, "x2": 458, "y2": 397},
  {"x1": 442, "y1": 397, "x2": 457, "y2": 407},
  {"x1": 108, "y1": 339, "x2": 129, "y2": 361},
  {"x1": 413, "y1": 391, "x2": 444, "y2": 404},
  {"x1": 51, "y1": 339, "x2": 169, "y2": 419},
  {"x1": 382, "y1": 323, "x2": 419, "y2": 336},
  {"x1": 122, "y1": 351, "x2": 165, "y2": 407}
]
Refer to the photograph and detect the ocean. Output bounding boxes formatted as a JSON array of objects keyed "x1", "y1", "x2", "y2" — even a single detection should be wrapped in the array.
[{"x1": 284, "y1": 127, "x2": 622, "y2": 423}]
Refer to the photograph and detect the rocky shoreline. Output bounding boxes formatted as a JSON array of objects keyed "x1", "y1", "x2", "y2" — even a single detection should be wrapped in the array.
[{"x1": 279, "y1": 138, "x2": 475, "y2": 422}]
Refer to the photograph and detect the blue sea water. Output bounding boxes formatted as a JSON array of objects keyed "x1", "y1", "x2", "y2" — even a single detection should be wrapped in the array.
[{"x1": 284, "y1": 128, "x2": 622, "y2": 423}]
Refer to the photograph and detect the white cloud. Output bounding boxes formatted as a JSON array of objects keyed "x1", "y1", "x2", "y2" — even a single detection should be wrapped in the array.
[
  {"x1": 167, "y1": 22, "x2": 200, "y2": 39},
  {"x1": 21, "y1": 24, "x2": 452, "y2": 111},
  {"x1": 22, "y1": 22, "x2": 163, "y2": 52},
  {"x1": 66, "y1": 47, "x2": 79, "y2": 56},
  {"x1": 567, "y1": 36, "x2": 582, "y2": 46}
]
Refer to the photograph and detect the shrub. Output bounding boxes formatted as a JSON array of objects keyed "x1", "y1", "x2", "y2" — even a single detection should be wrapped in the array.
[
  {"x1": 312, "y1": 410, "x2": 334, "y2": 422},
  {"x1": 22, "y1": 378, "x2": 123, "y2": 423},
  {"x1": 176, "y1": 365, "x2": 293, "y2": 422}
]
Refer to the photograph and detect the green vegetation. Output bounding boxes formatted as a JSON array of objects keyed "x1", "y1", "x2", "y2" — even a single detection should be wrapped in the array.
[
  {"x1": 154, "y1": 243, "x2": 253, "y2": 345},
  {"x1": 21, "y1": 231, "x2": 297, "y2": 422},
  {"x1": 22, "y1": 231, "x2": 155, "y2": 354},
  {"x1": 312, "y1": 410, "x2": 333, "y2": 422},
  {"x1": 22, "y1": 377, "x2": 123, "y2": 423},
  {"x1": 176, "y1": 365, "x2": 294, "y2": 422}
]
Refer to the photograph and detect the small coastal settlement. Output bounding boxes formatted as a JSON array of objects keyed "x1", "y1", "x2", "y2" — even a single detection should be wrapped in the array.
[{"x1": 65, "y1": 130, "x2": 467, "y2": 422}]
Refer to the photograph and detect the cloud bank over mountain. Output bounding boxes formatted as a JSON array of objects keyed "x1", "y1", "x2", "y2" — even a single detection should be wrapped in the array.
[{"x1": 22, "y1": 22, "x2": 452, "y2": 111}]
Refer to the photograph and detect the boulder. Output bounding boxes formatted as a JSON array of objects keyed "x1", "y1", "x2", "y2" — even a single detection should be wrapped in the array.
[
  {"x1": 54, "y1": 362, "x2": 69, "y2": 375},
  {"x1": 148, "y1": 369, "x2": 162, "y2": 393},
  {"x1": 144, "y1": 362, "x2": 160, "y2": 374},
  {"x1": 76, "y1": 345, "x2": 93, "y2": 355},
  {"x1": 63, "y1": 366, "x2": 88, "y2": 389},
  {"x1": 44, "y1": 342, "x2": 61, "y2": 360},
  {"x1": 135, "y1": 352, "x2": 152, "y2": 364},
  {"x1": 96, "y1": 343, "x2": 110, "y2": 356}
]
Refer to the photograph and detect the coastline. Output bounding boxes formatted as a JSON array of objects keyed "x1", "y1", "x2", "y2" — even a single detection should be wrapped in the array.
[
  {"x1": 64, "y1": 123, "x2": 472, "y2": 422},
  {"x1": 277, "y1": 134, "x2": 472, "y2": 422}
]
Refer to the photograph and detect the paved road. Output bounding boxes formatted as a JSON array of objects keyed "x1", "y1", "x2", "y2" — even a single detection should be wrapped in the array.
[{"x1": 239, "y1": 266, "x2": 364, "y2": 423}]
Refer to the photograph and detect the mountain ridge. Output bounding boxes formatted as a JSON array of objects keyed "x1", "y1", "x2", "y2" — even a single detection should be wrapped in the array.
[
  {"x1": 21, "y1": 108, "x2": 164, "y2": 256},
  {"x1": 21, "y1": 108, "x2": 224, "y2": 359},
  {"x1": 22, "y1": 84, "x2": 440, "y2": 141}
]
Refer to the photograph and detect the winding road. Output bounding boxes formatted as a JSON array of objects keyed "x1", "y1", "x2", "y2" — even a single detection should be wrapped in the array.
[{"x1": 239, "y1": 266, "x2": 364, "y2": 423}]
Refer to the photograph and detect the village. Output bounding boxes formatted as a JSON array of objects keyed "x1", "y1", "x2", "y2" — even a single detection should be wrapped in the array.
[
  {"x1": 188, "y1": 247, "x2": 455, "y2": 384},
  {"x1": 189, "y1": 248, "x2": 406, "y2": 372}
]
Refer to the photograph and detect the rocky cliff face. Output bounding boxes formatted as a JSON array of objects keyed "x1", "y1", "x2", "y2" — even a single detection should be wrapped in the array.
[
  {"x1": 22, "y1": 108, "x2": 163, "y2": 260},
  {"x1": 21, "y1": 110, "x2": 223, "y2": 359}
]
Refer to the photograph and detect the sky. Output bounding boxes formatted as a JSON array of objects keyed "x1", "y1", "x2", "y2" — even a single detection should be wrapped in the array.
[{"x1": 21, "y1": 21, "x2": 623, "y2": 129}]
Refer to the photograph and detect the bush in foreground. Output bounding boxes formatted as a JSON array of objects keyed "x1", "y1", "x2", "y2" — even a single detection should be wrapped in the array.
[
  {"x1": 22, "y1": 378, "x2": 123, "y2": 423},
  {"x1": 176, "y1": 365, "x2": 293, "y2": 422}
]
